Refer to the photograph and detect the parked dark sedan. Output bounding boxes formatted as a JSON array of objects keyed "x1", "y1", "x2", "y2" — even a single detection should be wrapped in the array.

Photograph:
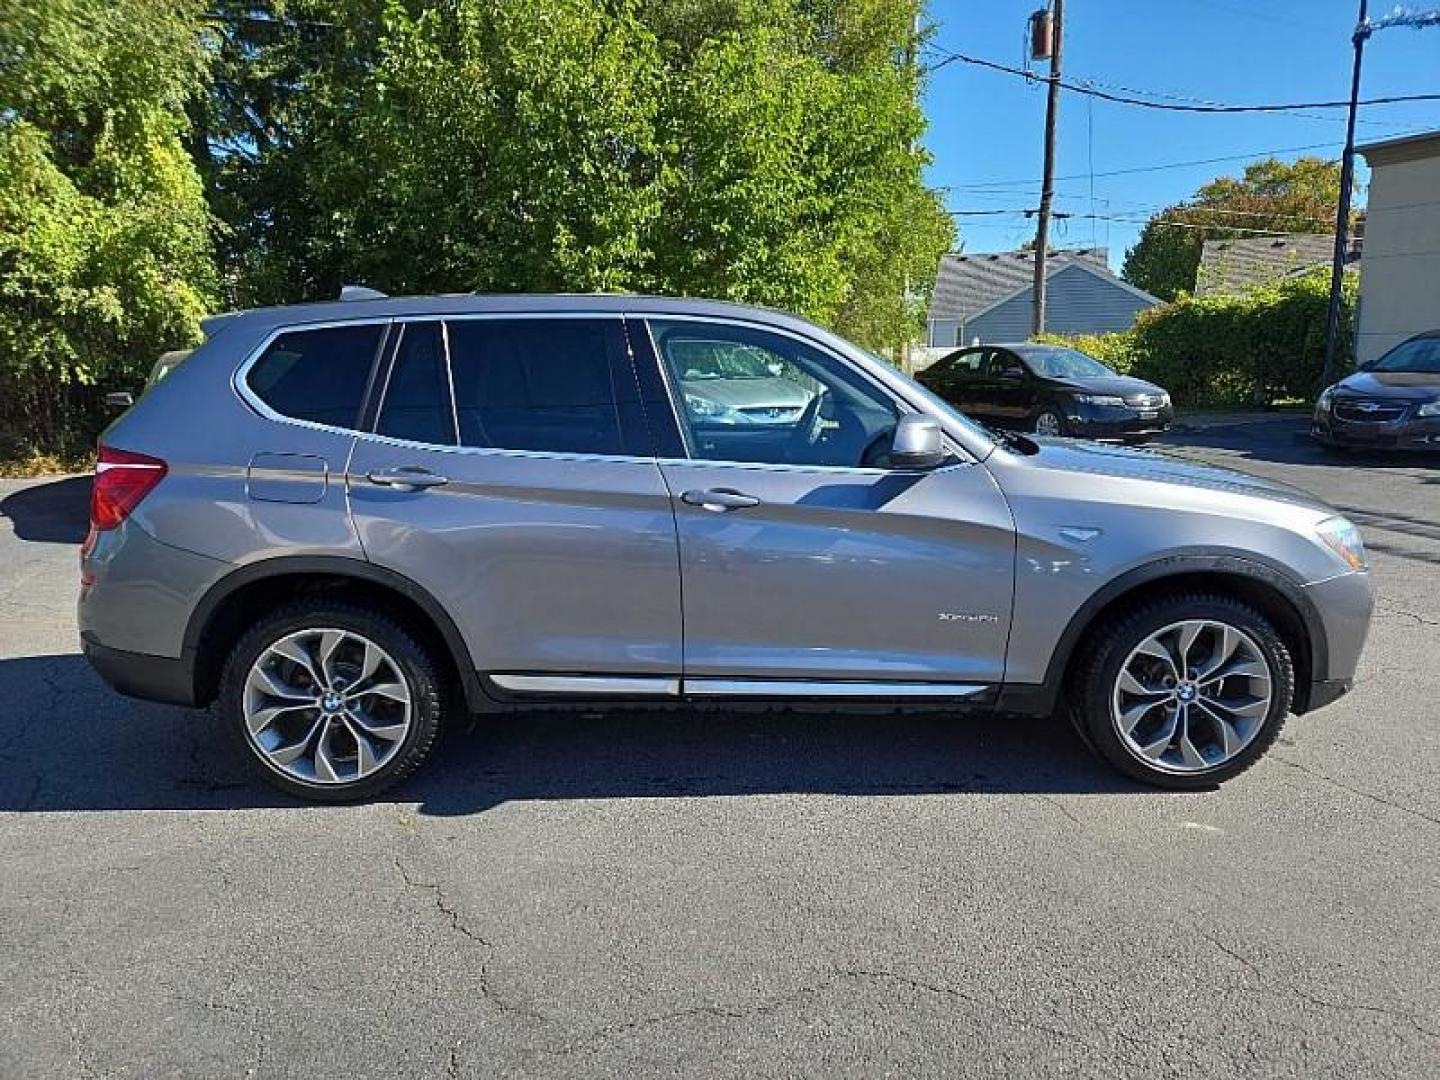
[
  {"x1": 919, "y1": 343, "x2": 1173, "y2": 441},
  {"x1": 1312, "y1": 331, "x2": 1440, "y2": 452}
]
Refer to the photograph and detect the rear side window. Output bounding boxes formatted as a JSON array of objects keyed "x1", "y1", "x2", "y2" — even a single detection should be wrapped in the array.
[
  {"x1": 377, "y1": 322, "x2": 455, "y2": 445},
  {"x1": 245, "y1": 323, "x2": 384, "y2": 429},
  {"x1": 447, "y1": 319, "x2": 623, "y2": 455}
]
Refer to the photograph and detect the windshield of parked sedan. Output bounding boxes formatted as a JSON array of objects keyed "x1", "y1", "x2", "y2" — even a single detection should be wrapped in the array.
[
  {"x1": 672, "y1": 341, "x2": 775, "y2": 379},
  {"x1": 1370, "y1": 336, "x2": 1440, "y2": 373},
  {"x1": 1021, "y1": 347, "x2": 1115, "y2": 379}
]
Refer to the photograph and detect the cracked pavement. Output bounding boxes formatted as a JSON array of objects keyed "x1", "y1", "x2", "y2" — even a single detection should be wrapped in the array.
[{"x1": 1, "y1": 420, "x2": 1437, "y2": 1078}]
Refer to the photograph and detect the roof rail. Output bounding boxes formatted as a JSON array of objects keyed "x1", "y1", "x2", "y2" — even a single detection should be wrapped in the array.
[{"x1": 339, "y1": 285, "x2": 388, "y2": 301}]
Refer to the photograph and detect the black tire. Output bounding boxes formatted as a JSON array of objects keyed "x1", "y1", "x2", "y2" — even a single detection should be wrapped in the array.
[
  {"x1": 1071, "y1": 593, "x2": 1294, "y2": 790},
  {"x1": 216, "y1": 598, "x2": 447, "y2": 802},
  {"x1": 1033, "y1": 407, "x2": 1067, "y2": 437}
]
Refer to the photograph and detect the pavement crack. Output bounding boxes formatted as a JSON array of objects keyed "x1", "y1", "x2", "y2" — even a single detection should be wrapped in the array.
[
  {"x1": 1271, "y1": 755, "x2": 1440, "y2": 829},
  {"x1": 835, "y1": 969, "x2": 1142, "y2": 1075},
  {"x1": 1199, "y1": 932, "x2": 1439, "y2": 1041},
  {"x1": 537, "y1": 987, "x2": 822, "y2": 1057},
  {"x1": 1374, "y1": 599, "x2": 1440, "y2": 628},
  {"x1": 393, "y1": 858, "x2": 490, "y2": 946}
]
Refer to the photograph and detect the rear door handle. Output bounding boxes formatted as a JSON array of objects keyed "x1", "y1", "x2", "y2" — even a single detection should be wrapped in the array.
[
  {"x1": 681, "y1": 488, "x2": 760, "y2": 512},
  {"x1": 367, "y1": 468, "x2": 449, "y2": 490}
]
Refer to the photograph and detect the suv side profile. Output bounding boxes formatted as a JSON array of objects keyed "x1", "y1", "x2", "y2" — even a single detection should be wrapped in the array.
[{"x1": 81, "y1": 294, "x2": 1373, "y2": 800}]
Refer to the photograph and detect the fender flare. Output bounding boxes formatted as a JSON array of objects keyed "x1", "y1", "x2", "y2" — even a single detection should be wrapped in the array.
[
  {"x1": 183, "y1": 555, "x2": 487, "y2": 711},
  {"x1": 998, "y1": 552, "x2": 1327, "y2": 717}
]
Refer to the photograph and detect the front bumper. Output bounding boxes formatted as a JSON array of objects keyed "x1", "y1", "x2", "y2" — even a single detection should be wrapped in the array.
[
  {"x1": 1065, "y1": 403, "x2": 1175, "y2": 441},
  {"x1": 1312, "y1": 406, "x2": 1440, "y2": 451},
  {"x1": 1297, "y1": 570, "x2": 1374, "y2": 713}
]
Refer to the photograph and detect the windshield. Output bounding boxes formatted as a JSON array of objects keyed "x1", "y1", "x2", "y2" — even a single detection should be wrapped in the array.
[
  {"x1": 1022, "y1": 347, "x2": 1115, "y2": 379},
  {"x1": 671, "y1": 341, "x2": 775, "y2": 379},
  {"x1": 1370, "y1": 336, "x2": 1440, "y2": 373}
]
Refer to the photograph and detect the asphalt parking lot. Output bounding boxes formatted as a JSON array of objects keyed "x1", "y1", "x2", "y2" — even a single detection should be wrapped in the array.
[{"x1": 1, "y1": 417, "x2": 1437, "y2": 1079}]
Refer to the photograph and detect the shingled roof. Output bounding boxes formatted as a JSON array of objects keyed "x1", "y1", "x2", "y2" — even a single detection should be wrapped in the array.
[
  {"x1": 929, "y1": 248, "x2": 1112, "y2": 322},
  {"x1": 1195, "y1": 233, "x2": 1336, "y2": 296}
]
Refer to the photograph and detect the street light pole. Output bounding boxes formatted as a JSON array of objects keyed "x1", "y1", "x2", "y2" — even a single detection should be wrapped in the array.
[
  {"x1": 1031, "y1": 0, "x2": 1064, "y2": 338},
  {"x1": 1321, "y1": 0, "x2": 1369, "y2": 389}
]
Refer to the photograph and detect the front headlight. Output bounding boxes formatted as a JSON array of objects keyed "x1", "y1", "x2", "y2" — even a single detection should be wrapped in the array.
[
  {"x1": 1316, "y1": 516, "x2": 1368, "y2": 571},
  {"x1": 1316, "y1": 387, "x2": 1334, "y2": 413},
  {"x1": 684, "y1": 393, "x2": 749, "y2": 425},
  {"x1": 1416, "y1": 399, "x2": 1440, "y2": 417},
  {"x1": 1074, "y1": 394, "x2": 1127, "y2": 407}
]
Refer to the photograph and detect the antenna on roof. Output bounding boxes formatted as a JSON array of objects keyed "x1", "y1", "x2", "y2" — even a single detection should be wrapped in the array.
[{"x1": 339, "y1": 285, "x2": 387, "y2": 301}]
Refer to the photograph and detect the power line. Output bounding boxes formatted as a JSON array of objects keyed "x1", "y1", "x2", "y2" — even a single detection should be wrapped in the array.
[
  {"x1": 946, "y1": 141, "x2": 1345, "y2": 190},
  {"x1": 947, "y1": 206, "x2": 1342, "y2": 238},
  {"x1": 925, "y1": 48, "x2": 1440, "y2": 112}
]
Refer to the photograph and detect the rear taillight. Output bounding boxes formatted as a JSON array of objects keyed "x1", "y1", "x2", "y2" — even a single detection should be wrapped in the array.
[{"x1": 91, "y1": 445, "x2": 168, "y2": 531}]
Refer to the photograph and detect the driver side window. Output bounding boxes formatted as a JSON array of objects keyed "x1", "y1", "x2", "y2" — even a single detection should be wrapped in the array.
[{"x1": 648, "y1": 319, "x2": 900, "y2": 468}]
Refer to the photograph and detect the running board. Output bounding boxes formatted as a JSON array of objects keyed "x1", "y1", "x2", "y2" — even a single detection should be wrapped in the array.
[{"x1": 489, "y1": 674, "x2": 986, "y2": 699}]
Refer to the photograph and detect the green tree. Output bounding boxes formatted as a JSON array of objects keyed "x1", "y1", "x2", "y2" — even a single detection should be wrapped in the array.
[
  {"x1": 209, "y1": 0, "x2": 950, "y2": 349},
  {"x1": 1121, "y1": 156, "x2": 1342, "y2": 301},
  {"x1": 0, "y1": 0, "x2": 216, "y2": 461}
]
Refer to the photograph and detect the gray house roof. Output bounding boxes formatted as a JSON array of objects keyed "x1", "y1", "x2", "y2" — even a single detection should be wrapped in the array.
[
  {"x1": 1195, "y1": 233, "x2": 1336, "y2": 296},
  {"x1": 929, "y1": 248, "x2": 1112, "y2": 322}
]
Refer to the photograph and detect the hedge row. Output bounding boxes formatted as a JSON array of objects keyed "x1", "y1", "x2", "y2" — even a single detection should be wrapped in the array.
[{"x1": 1036, "y1": 269, "x2": 1358, "y2": 408}]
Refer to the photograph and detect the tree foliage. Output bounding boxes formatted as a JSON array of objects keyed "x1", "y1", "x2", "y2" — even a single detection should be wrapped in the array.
[
  {"x1": 1039, "y1": 269, "x2": 1358, "y2": 408},
  {"x1": 206, "y1": 0, "x2": 951, "y2": 349},
  {"x1": 1121, "y1": 157, "x2": 1342, "y2": 301},
  {"x1": 0, "y1": 0, "x2": 216, "y2": 459}
]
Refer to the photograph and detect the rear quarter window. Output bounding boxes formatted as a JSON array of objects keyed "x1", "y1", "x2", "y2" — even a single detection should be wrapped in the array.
[{"x1": 245, "y1": 323, "x2": 385, "y2": 429}]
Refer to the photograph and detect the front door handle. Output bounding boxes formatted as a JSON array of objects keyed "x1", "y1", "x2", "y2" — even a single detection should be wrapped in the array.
[
  {"x1": 681, "y1": 488, "x2": 760, "y2": 512},
  {"x1": 367, "y1": 468, "x2": 449, "y2": 490}
]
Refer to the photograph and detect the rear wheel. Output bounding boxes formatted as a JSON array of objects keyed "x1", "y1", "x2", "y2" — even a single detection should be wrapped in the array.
[
  {"x1": 217, "y1": 599, "x2": 446, "y2": 801},
  {"x1": 1072, "y1": 594, "x2": 1293, "y2": 789},
  {"x1": 1033, "y1": 408, "x2": 1066, "y2": 437}
]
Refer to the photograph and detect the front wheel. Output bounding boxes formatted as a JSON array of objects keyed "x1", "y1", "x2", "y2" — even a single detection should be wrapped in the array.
[
  {"x1": 1071, "y1": 594, "x2": 1293, "y2": 789},
  {"x1": 1033, "y1": 408, "x2": 1066, "y2": 437},
  {"x1": 217, "y1": 599, "x2": 447, "y2": 801}
]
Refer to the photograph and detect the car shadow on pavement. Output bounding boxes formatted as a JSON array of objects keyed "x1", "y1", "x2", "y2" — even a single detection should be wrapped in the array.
[
  {"x1": 0, "y1": 654, "x2": 1148, "y2": 814},
  {"x1": 0, "y1": 476, "x2": 91, "y2": 544},
  {"x1": 1159, "y1": 418, "x2": 1439, "y2": 473}
]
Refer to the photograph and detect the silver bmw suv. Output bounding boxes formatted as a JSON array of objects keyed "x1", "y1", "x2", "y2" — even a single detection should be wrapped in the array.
[{"x1": 80, "y1": 293, "x2": 1374, "y2": 800}]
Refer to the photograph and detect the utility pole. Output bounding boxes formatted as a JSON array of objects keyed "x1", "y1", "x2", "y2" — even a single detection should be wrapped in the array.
[
  {"x1": 1031, "y1": 0, "x2": 1064, "y2": 337},
  {"x1": 1321, "y1": 0, "x2": 1368, "y2": 389}
]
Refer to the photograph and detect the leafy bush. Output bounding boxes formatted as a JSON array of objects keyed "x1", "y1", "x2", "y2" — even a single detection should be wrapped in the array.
[{"x1": 1034, "y1": 269, "x2": 1357, "y2": 408}]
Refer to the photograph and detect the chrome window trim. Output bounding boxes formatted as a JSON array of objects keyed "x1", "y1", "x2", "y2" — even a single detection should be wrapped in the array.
[
  {"x1": 232, "y1": 309, "x2": 974, "y2": 475},
  {"x1": 637, "y1": 312, "x2": 976, "y2": 475},
  {"x1": 231, "y1": 317, "x2": 394, "y2": 440}
]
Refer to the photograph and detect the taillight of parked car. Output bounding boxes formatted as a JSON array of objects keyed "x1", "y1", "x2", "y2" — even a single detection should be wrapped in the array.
[{"x1": 90, "y1": 446, "x2": 168, "y2": 532}]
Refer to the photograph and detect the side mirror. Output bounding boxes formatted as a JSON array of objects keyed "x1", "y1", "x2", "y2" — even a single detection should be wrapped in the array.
[
  {"x1": 890, "y1": 414, "x2": 945, "y2": 470},
  {"x1": 104, "y1": 391, "x2": 135, "y2": 410},
  {"x1": 1001, "y1": 366, "x2": 1025, "y2": 379}
]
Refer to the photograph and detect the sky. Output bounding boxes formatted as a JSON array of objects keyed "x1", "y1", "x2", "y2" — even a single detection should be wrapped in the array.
[{"x1": 920, "y1": 0, "x2": 1440, "y2": 271}]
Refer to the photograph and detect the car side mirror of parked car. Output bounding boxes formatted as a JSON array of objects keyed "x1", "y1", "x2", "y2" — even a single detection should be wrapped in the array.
[
  {"x1": 890, "y1": 414, "x2": 945, "y2": 470},
  {"x1": 1001, "y1": 366, "x2": 1025, "y2": 379}
]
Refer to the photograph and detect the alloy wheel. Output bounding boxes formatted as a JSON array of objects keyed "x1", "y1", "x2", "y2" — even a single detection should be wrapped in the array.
[
  {"x1": 242, "y1": 627, "x2": 413, "y2": 786},
  {"x1": 1034, "y1": 411, "x2": 1062, "y2": 436},
  {"x1": 1110, "y1": 619, "x2": 1273, "y2": 774}
]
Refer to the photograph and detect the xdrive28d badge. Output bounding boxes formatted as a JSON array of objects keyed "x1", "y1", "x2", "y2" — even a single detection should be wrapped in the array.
[{"x1": 81, "y1": 290, "x2": 1372, "y2": 800}]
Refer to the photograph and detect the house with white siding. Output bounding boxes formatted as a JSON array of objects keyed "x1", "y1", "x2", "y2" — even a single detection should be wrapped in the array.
[
  {"x1": 926, "y1": 247, "x2": 1161, "y2": 348},
  {"x1": 1356, "y1": 130, "x2": 1440, "y2": 365}
]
